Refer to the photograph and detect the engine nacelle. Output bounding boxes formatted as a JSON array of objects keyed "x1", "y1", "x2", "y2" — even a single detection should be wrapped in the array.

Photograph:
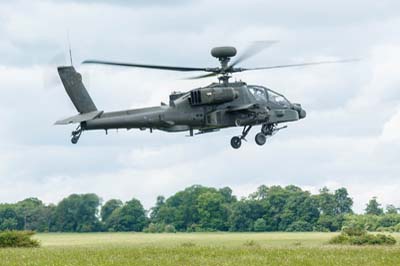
[{"x1": 190, "y1": 87, "x2": 238, "y2": 106}]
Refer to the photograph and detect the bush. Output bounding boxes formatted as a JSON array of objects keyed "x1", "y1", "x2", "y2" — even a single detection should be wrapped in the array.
[
  {"x1": 286, "y1": 221, "x2": 313, "y2": 232},
  {"x1": 186, "y1": 224, "x2": 216, "y2": 232},
  {"x1": 329, "y1": 234, "x2": 349, "y2": 244},
  {"x1": 329, "y1": 224, "x2": 396, "y2": 246},
  {"x1": 0, "y1": 231, "x2": 40, "y2": 248},
  {"x1": 164, "y1": 224, "x2": 176, "y2": 233},
  {"x1": 243, "y1": 240, "x2": 259, "y2": 247},
  {"x1": 330, "y1": 233, "x2": 396, "y2": 245},
  {"x1": 342, "y1": 223, "x2": 366, "y2": 236},
  {"x1": 312, "y1": 225, "x2": 330, "y2": 232},
  {"x1": 143, "y1": 223, "x2": 165, "y2": 233},
  {"x1": 187, "y1": 224, "x2": 200, "y2": 232},
  {"x1": 181, "y1": 241, "x2": 196, "y2": 247},
  {"x1": 375, "y1": 234, "x2": 397, "y2": 245},
  {"x1": 376, "y1": 226, "x2": 394, "y2": 233}
]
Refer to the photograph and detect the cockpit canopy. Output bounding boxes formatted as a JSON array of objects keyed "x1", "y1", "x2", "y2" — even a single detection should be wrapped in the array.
[{"x1": 248, "y1": 85, "x2": 291, "y2": 107}]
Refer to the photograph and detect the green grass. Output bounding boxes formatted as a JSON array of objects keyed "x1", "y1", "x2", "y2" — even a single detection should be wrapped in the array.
[{"x1": 1, "y1": 232, "x2": 400, "y2": 266}]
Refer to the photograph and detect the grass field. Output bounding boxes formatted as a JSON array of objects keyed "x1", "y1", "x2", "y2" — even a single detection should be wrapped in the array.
[{"x1": 1, "y1": 232, "x2": 400, "y2": 266}]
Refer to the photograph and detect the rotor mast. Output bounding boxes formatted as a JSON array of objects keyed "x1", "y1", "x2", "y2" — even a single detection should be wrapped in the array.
[
  {"x1": 217, "y1": 57, "x2": 231, "y2": 84},
  {"x1": 211, "y1": 46, "x2": 237, "y2": 84}
]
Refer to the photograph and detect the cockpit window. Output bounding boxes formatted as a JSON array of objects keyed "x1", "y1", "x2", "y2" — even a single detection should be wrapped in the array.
[
  {"x1": 267, "y1": 89, "x2": 290, "y2": 107},
  {"x1": 248, "y1": 86, "x2": 267, "y2": 101}
]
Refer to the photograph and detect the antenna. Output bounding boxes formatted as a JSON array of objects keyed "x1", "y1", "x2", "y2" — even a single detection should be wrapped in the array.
[{"x1": 67, "y1": 30, "x2": 73, "y2": 66}]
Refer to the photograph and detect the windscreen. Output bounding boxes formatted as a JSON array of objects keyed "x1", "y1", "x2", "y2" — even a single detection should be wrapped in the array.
[
  {"x1": 267, "y1": 89, "x2": 290, "y2": 107},
  {"x1": 248, "y1": 86, "x2": 267, "y2": 101}
]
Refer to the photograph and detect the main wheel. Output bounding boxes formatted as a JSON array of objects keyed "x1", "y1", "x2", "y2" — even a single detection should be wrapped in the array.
[
  {"x1": 255, "y1": 133, "x2": 266, "y2": 146},
  {"x1": 230, "y1": 136, "x2": 242, "y2": 149}
]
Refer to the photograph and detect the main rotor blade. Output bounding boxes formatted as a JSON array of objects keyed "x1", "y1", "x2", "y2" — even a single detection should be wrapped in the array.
[
  {"x1": 185, "y1": 72, "x2": 218, "y2": 80},
  {"x1": 228, "y1": 40, "x2": 278, "y2": 69},
  {"x1": 240, "y1": 58, "x2": 360, "y2": 71},
  {"x1": 82, "y1": 60, "x2": 209, "y2": 72}
]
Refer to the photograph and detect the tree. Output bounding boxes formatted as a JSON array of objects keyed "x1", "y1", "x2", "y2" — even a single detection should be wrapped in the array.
[
  {"x1": 149, "y1": 196, "x2": 165, "y2": 221},
  {"x1": 229, "y1": 200, "x2": 265, "y2": 231},
  {"x1": 0, "y1": 205, "x2": 23, "y2": 230},
  {"x1": 312, "y1": 187, "x2": 353, "y2": 231},
  {"x1": 386, "y1": 204, "x2": 398, "y2": 214},
  {"x1": 197, "y1": 191, "x2": 229, "y2": 231},
  {"x1": 334, "y1": 188, "x2": 353, "y2": 215},
  {"x1": 316, "y1": 214, "x2": 343, "y2": 232},
  {"x1": 249, "y1": 185, "x2": 269, "y2": 200},
  {"x1": 253, "y1": 218, "x2": 267, "y2": 232},
  {"x1": 152, "y1": 185, "x2": 235, "y2": 231},
  {"x1": 101, "y1": 199, "x2": 123, "y2": 222},
  {"x1": 107, "y1": 198, "x2": 147, "y2": 232},
  {"x1": 15, "y1": 198, "x2": 53, "y2": 231},
  {"x1": 276, "y1": 187, "x2": 319, "y2": 230},
  {"x1": 52, "y1": 194, "x2": 101, "y2": 232},
  {"x1": 218, "y1": 187, "x2": 237, "y2": 204},
  {"x1": 315, "y1": 187, "x2": 337, "y2": 216},
  {"x1": 250, "y1": 185, "x2": 319, "y2": 231},
  {"x1": 153, "y1": 185, "x2": 209, "y2": 230},
  {"x1": 365, "y1": 197, "x2": 384, "y2": 215}
]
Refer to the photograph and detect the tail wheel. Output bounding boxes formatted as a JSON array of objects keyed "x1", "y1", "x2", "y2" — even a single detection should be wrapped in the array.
[
  {"x1": 71, "y1": 125, "x2": 82, "y2": 144},
  {"x1": 255, "y1": 133, "x2": 267, "y2": 146},
  {"x1": 230, "y1": 136, "x2": 242, "y2": 149},
  {"x1": 71, "y1": 136, "x2": 79, "y2": 144}
]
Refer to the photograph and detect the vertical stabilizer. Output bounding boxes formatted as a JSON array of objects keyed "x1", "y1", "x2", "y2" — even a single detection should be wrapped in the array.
[{"x1": 58, "y1": 66, "x2": 97, "y2": 114}]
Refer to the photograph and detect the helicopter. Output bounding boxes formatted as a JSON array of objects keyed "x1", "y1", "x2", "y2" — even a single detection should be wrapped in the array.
[{"x1": 56, "y1": 43, "x2": 355, "y2": 149}]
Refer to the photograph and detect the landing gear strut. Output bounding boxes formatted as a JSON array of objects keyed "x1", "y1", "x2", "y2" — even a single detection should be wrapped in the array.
[
  {"x1": 255, "y1": 123, "x2": 288, "y2": 146},
  {"x1": 261, "y1": 124, "x2": 275, "y2": 136},
  {"x1": 262, "y1": 123, "x2": 288, "y2": 136},
  {"x1": 71, "y1": 125, "x2": 83, "y2": 144},
  {"x1": 230, "y1": 125, "x2": 252, "y2": 149},
  {"x1": 230, "y1": 124, "x2": 288, "y2": 149}
]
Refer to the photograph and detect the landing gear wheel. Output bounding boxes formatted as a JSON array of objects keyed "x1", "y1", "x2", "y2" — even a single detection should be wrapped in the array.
[
  {"x1": 231, "y1": 136, "x2": 242, "y2": 149},
  {"x1": 71, "y1": 136, "x2": 79, "y2": 144},
  {"x1": 255, "y1": 133, "x2": 266, "y2": 146},
  {"x1": 70, "y1": 125, "x2": 82, "y2": 144}
]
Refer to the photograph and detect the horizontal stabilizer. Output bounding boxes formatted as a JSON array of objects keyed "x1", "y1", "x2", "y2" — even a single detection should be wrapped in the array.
[{"x1": 55, "y1": 110, "x2": 103, "y2": 125}]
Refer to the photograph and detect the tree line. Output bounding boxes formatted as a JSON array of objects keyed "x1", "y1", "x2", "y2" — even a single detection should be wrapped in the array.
[{"x1": 0, "y1": 185, "x2": 398, "y2": 233}]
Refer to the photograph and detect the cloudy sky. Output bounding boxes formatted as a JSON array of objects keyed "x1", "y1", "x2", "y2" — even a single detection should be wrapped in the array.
[{"x1": 0, "y1": 0, "x2": 399, "y2": 212}]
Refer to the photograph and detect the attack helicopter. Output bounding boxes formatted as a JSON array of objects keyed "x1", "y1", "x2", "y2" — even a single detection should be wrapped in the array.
[{"x1": 56, "y1": 43, "x2": 354, "y2": 149}]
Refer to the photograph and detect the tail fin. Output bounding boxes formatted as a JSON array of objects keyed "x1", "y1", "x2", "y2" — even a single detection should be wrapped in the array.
[{"x1": 58, "y1": 66, "x2": 97, "y2": 114}]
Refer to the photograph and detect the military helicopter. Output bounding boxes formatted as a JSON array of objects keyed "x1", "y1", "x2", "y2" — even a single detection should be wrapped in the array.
[{"x1": 56, "y1": 43, "x2": 355, "y2": 149}]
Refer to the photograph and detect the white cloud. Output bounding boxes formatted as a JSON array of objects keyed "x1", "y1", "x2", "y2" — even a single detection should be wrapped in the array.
[
  {"x1": 0, "y1": 0, "x2": 399, "y2": 213},
  {"x1": 381, "y1": 108, "x2": 400, "y2": 143}
]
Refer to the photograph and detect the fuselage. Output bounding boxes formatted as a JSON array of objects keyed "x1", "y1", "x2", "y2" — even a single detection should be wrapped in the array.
[{"x1": 82, "y1": 81, "x2": 306, "y2": 133}]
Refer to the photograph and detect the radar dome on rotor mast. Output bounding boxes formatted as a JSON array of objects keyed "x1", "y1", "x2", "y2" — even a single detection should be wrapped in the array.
[{"x1": 211, "y1": 46, "x2": 237, "y2": 59}]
